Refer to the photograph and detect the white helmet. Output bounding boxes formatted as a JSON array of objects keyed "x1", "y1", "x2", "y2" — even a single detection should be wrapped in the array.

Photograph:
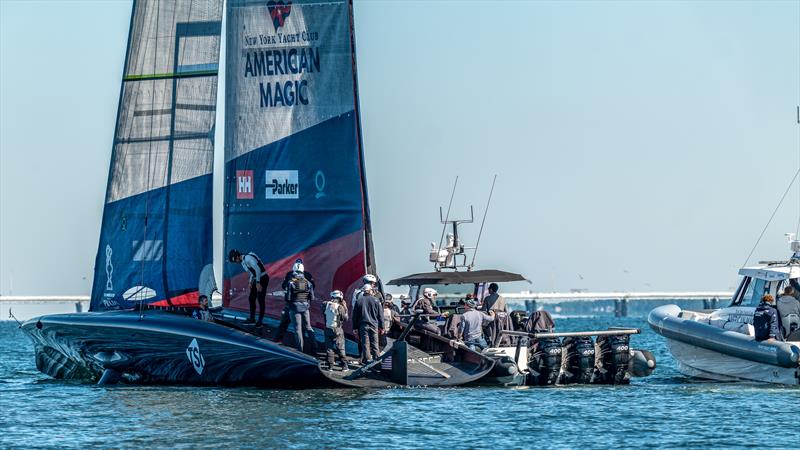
[
  {"x1": 423, "y1": 287, "x2": 437, "y2": 298},
  {"x1": 362, "y1": 274, "x2": 377, "y2": 284},
  {"x1": 292, "y1": 262, "x2": 305, "y2": 273},
  {"x1": 330, "y1": 290, "x2": 343, "y2": 300},
  {"x1": 362, "y1": 283, "x2": 375, "y2": 292}
]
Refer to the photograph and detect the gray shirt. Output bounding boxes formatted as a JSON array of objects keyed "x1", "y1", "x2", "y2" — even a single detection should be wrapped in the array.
[
  {"x1": 777, "y1": 295, "x2": 800, "y2": 335},
  {"x1": 461, "y1": 309, "x2": 494, "y2": 341},
  {"x1": 482, "y1": 293, "x2": 508, "y2": 313}
]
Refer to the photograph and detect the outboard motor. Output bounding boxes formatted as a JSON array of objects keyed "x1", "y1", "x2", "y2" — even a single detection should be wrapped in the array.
[
  {"x1": 561, "y1": 336, "x2": 596, "y2": 384},
  {"x1": 597, "y1": 334, "x2": 631, "y2": 385},
  {"x1": 527, "y1": 338, "x2": 562, "y2": 386}
]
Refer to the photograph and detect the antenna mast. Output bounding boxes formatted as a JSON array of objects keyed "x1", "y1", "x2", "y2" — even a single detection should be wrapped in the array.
[{"x1": 471, "y1": 175, "x2": 497, "y2": 269}]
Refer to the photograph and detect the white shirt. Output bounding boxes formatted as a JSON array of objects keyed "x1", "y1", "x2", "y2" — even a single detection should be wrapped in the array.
[{"x1": 241, "y1": 253, "x2": 265, "y2": 283}]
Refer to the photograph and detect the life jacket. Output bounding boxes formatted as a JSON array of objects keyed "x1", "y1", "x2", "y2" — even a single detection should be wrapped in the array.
[
  {"x1": 290, "y1": 275, "x2": 311, "y2": 303},
  {"x1": 324, "y1": 301, "x2": 341, "y2": 329},
  {"x1": 753, "y1": 304, "x2": 773, "y2": 341},
  {"x1": 248, "y1": 252, "x2": 266, "y2": 275}
]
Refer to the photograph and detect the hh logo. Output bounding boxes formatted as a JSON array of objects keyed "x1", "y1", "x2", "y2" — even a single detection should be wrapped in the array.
[
  {"x1": 267, "y1": 1, "x2": 292, "y2": 31},
  {"x1": 237, "y1": 170, "x2": 254, "y2": 199},
  {"x1": 265, "y1": 170, "x2": 299, "y2": 199},
  {"x1": 186, "y1": 338, "x2": 205, "y2": 375}
]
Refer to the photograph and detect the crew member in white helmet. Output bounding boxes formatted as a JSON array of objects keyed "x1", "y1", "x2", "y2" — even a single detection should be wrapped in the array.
[
  {"x1": 286, "y1": 261, "x2": 315, "y2": 353},
  {"x1": 412, "y1": 287, "x2": 442, "y2": 335},
  {"x1": 351, "y1": 273, "x2": 381, "y2": 308},
  {"x1": 275, "y1": 258, "x2": 315, "y2": 343},
  {"x1": 322, "y1": 290, "x2": 349, "y2": 371}
]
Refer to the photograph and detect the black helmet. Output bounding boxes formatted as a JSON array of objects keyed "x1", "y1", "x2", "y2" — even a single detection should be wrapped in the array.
[{"x1": 228, "y1": 249, "x2": 241, "y2": 262}]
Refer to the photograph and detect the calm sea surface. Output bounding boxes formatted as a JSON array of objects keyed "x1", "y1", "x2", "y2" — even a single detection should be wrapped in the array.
[{"x1": 1, "y1": 316, "x2": 798, "y2": 449}]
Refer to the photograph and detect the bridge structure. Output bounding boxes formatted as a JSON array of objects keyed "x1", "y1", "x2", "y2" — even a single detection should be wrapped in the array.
[
  {"x1": 2, "y1": 292, "x2": 735, "y2": 318},
  {"x1": 427, "y1": 291, "x2": 734, "y2": 317}
]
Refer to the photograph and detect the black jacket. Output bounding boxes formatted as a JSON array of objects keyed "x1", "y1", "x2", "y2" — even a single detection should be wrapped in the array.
[{"x1": 353, "y1": 294, "x2": 384, "y2": 329}]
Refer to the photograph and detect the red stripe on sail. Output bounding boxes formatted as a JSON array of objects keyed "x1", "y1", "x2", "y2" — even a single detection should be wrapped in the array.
[{"x1": 150, "y1": 291, "x2": 200, "y2": 308}]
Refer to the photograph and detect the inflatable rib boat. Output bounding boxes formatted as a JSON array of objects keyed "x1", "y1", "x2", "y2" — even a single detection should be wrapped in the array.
[{"x1": 649, "y1": 256, "x2": 800, "y2": 385}]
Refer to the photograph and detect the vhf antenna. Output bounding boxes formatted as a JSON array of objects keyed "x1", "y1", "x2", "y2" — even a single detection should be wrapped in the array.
[
  {"x1": 438, "y1": 176, "x2": 458, "y2": 253},
  {"x1": 470, "y1": 175, "x2": 497, "y2": 270}
]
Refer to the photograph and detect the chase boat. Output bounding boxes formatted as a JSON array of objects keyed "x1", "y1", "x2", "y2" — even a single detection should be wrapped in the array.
[
  {"x1": 649, "y1": 242, "x2": 800, "y2": 385},
  {"x1": 385, "y1": 206, "x2": 657, "y2": 387}
]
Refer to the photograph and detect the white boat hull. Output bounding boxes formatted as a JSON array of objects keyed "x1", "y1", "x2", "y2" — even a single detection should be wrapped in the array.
[{"x1": 666, "y1": 338, "x2": 800, "y2": 385}]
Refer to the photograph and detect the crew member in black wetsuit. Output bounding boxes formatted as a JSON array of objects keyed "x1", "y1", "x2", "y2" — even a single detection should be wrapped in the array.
[
  {"x1": 286, "y1": 263, "x2": 315, "y2": 352},
  {"x1": 275, "y1": 259, "x2": 315, "y2": 342},
  {"x1": 228, "y1": 249, "x2": 269, "y2": 327}
]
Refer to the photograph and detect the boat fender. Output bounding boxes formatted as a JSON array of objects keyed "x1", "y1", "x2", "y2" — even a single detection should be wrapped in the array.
[
  {"x1": 496, "y1": 358, "x2": 518, "y2": 376},
  {"x1": 629, "y1": 349, "x2": 656, "y2": 377}
]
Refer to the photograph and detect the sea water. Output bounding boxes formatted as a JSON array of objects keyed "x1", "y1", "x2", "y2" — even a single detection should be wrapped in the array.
[{"x1": 1, "y1": 316, "x2": 798, "y2": 449}]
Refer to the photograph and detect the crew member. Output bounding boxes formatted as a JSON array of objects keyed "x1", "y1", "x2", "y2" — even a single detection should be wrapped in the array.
[
  {"x1": 413, "y1": 288, "x2": 442, "y2": 335},
  {"x1": 381, "y1": 297, "x2": 400, "y2": 347},
  {"x1": 192, "y1": 294, "x2": 214, "y2": 323},
  {"x1": 777, "y1": 286, "x2": 800, "y2": 338},
  {"x1": 275, "y1": 259, "x2": 314, "y2": 342},
  {"x1": 286, "y1": 262, "x2": 315, "y2": 352},
  {"x1": 754, "y1": 294, "x2": 783, "y2": 342},
  {"x1": 322, "y1": 290, "x2": 349, "y2": 371},
  {"x1": 352, "y1": 274, "x2": 381, "y2": 308},
  {"x1": 352, "y1": 284, "x2": 384, "y2": 364},
  {"x1": 228, "y1": 249, "x2": 269, "y2": 327},
  {"x1": 385, "y1": 293, "x2": 400, "y2": 315},
  {"x1": 460, "y1": 298, "x2": 495, "y2": 351},
  {"x1": 399, "y1": 299, "x2": 412, "y2": 323},
  {"x1": 482, "y1": 283, "x2": 508, "y2": 313}
]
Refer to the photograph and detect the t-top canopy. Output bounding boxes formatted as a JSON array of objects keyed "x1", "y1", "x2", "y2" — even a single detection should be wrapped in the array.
[{"x1": 387, "y1": 269, "x2": 528, "y2": 286}]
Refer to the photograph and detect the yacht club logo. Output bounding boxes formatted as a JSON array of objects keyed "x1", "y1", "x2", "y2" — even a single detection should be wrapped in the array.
[
  {"x1": 236, "y1": 170, "x2": 254, "y2": 199},
  {"x1": 267, "y1": 1, "x2": 292, "y2": 31},
  {"x1": 265, "y1": 170, "x2": 299, "y2": 199}
]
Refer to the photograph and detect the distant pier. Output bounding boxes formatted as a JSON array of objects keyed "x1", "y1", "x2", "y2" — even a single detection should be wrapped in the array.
[{"x1": 424, "y1": 291, "x2": 733, "y2": 317}]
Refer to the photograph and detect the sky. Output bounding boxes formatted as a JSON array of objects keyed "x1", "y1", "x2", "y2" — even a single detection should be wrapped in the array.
[{"x1": 1, "y1": 0, "x2": 799, "y2": 296}]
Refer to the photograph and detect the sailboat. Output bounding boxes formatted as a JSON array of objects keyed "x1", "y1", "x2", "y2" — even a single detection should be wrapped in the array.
[{"x1": 20, "y1": 0, "x2": 493, "y2": 387}]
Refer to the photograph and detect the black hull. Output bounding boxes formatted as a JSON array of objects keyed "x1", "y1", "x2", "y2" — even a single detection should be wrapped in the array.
[{"x1": 21, "y1": 310, "x2": 329, "y2": 387}]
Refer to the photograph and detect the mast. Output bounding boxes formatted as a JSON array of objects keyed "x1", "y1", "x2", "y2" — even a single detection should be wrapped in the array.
[{"x1": 347, "y1": 0, "x2": 377, "y2": 276}]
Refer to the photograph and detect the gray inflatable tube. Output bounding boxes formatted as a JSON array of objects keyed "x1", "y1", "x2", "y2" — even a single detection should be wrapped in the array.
[{"x1": 648, "y1": 305, "x2": 800, "y2": 368}]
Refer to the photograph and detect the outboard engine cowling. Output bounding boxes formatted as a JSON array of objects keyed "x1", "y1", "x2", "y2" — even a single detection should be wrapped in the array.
[
  {"x1": 561, "y1": 336, "x2": 596, "y2": 384},
  {"x1": 597, "y1": 334, "x2": 631, "y2": 385},
  {"x1": 528, "y1": 337, "x2": 562, "y2": 386}
]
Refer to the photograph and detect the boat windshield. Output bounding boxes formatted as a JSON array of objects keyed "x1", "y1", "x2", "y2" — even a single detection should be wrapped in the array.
[{"x1": 732, "y1": 276, "x2": 792, "y2": 307}]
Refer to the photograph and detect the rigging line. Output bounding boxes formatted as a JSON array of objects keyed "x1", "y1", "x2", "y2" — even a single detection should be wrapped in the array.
[
  {"x1": 471, "y1": 175, "x2": 497, "y2": 269},
  {"x1": 742, "y1": 166, "x2": 800, "y2": 268},
  {"x1": 140, "y1": 0, "x2": 162, "y2": 317},
  {"x1": 796, "y1": 3, "x2": 800, "y2": 237},
  {"x1": 438, "y1": 176, "x2": 459, "y2": 254},
  {"x1": 796, "y1": 106, "x2": 800, "y2": 237}
]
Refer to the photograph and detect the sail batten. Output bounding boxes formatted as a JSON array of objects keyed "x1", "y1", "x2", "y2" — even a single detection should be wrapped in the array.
[{"x1": 90, "y1": 0, "x2": 224, "y2": 311}]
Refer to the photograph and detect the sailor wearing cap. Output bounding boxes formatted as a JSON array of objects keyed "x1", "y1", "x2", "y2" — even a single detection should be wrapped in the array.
[
  {"x1": 322, "y1": 290, "x2": 349, "y2": 371},
  {"x1": 228, "y1": 249, "x2": 269, "y2": 327},
  {"x1": 460, "y1": 298, "x2": 495, "y2": 351}
]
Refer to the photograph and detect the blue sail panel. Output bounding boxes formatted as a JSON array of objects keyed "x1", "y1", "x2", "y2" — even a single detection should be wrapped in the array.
[
  {"x1": 90, "y1": 0, "x2": 224, "y2": 311},
  {"x1": 223, "y1": 0, "x2": 374, "y2": 324}
]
